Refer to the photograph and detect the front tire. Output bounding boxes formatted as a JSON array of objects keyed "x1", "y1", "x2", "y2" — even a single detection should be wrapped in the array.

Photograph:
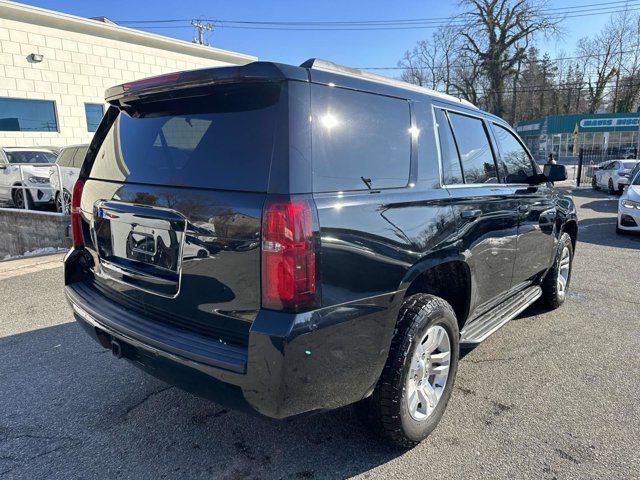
[
  {"x1": 608, "y1": 179, "x2": 615, "y2": 195},
  {"x1": 540, "y1": 232, "x2": 573, "y2": 309},
  {"x1": 363, "y1": 294, "x2": 459, "y2": 448},
  {"x1": 12, "y1": 186, "x2": 33, "y2": 210}
]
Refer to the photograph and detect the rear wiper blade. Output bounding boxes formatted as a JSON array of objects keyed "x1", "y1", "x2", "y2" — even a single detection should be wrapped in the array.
[{"x1": 361, "y1": 176, "x2": 372, "y2": 190}]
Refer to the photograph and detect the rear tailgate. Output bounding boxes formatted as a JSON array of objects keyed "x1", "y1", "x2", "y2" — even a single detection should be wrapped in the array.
[{"x1": 77, "y1": 81, "x2": 286, "y2": 347}]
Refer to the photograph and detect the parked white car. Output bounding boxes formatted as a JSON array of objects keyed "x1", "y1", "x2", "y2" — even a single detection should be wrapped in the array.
[
  {"x1": 617, "y1": 169, "x2": 640, "y2": 234},
  {"x1": 592, "y1": 159, "x2": 639, "y2": 194},
  {"x1": 0, "y1": 147, "x2": 58, "y2": 209},
  {"x1": 49, "y1": 144, "x2": 88, "y2": 213}
]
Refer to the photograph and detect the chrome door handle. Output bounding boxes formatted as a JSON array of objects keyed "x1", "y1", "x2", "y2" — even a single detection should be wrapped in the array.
[{"x1": 460, "y1": 209, "x2": 482, "y2": 220}]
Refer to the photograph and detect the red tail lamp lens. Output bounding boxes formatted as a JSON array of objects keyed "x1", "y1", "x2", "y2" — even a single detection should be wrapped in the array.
[
  {"x1": 71, "y1": 179, "x2": 85, "y2": 248},
  {"x1": 261, "y1": 198, "x2": 318, "y2": 312}
]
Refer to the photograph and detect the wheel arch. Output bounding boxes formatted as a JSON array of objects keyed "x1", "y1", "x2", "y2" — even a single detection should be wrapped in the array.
[
  {"x1": 401, "y1": 255, "x2": 472, "y2": 330},
  {"x1": 562, "y1": 219, "x2": 578, "y2": 250}
]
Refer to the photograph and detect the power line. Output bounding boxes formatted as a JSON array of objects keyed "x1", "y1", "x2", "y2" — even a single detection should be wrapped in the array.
[
  {"x1": 114, "y1": 0, "x2": 639, "y2": 26},
  {"x1": 362, "y1": 45, "x2": 640, "y2": 70},
  {"x1": 120, "y1": 3, "x2": 640, "y2": 32}
]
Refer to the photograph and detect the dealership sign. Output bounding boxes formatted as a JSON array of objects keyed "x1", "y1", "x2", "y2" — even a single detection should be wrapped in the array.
[{"x1": 579, "y1": 117, "x2": 640, "y2": 128}]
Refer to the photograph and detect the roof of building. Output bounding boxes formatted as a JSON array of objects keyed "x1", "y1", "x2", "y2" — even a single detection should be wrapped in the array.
[
  {"x1": 0, "y1": 0, "x2": 257, "y2": 65},
  {"x1": 516, "y1": 112, "x2": 640, "y2": 135}
]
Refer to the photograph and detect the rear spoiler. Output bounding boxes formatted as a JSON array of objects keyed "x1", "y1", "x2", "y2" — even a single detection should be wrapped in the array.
[{"x1": 104, "y1": 61, "x2": 307, "y2": 106}]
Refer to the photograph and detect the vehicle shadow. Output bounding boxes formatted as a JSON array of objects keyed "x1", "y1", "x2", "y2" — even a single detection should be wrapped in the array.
[
  {"x1": 0, "y1": 322, "x2": 402, "y2": 480},
  {"x1": 577, "y1": 217, "x2": 640, "y2": 249},
  {"x1": 559, "y1": 187, "x2": 640, "y2": 249}
]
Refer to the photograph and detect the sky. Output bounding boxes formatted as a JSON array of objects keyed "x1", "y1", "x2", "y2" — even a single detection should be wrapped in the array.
[{"x1": 16, "y1": 0, "x2": 615, "y2": 75}]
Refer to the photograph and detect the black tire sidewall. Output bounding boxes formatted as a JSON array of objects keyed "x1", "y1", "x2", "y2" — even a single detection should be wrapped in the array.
[
  {"x1": 397, "y1": 299, "x2": 459, "y2": 442},
  {"x1": 542, "y1": 232, "x2": 573, "y2": 308}
]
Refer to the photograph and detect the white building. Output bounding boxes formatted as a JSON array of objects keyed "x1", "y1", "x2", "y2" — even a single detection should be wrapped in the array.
[{"x1": 0, "y1": 1, "x2": 256, "y2": 148}]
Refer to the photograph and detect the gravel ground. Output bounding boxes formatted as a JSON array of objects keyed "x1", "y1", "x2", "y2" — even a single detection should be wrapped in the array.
[{"x1": 0, "y1": 187, "x2": 638, "y2": 480}]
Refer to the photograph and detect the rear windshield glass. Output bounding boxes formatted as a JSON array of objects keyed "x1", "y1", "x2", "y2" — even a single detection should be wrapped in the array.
[
  {"x1": 88, "y1": 83, "x2": 283, "y2": 191},
  {"x1": 622, "y1": 161, "x2": 638, "y2": 169}
]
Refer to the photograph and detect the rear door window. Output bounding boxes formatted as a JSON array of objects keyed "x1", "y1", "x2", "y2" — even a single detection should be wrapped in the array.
[
  {"x1": 448, "y1": 112, "x2": 499, "y2": 184},
  {"x1": 435, "y1": 109, "x2": 464, "y2": 185},
  {"x1": 311, "y1": 85, "x2": 411, "y2": 192},
  {"x1": 56, "y1": 148, "x2": 75, "y2": 167},
  {"x1": 492, "y1": 123, "x2": 535, "y2": 184},
  {"x1": 88, "y1": 83, "x2": 284, "y2": 191},
  {"x1": 72, "y1": 146, "x2": 89, "y2": 168}
]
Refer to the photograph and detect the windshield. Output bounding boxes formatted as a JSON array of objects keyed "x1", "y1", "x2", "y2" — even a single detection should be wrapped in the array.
[
  {"x1": 633, "y1": 172, "x2": 640, "y2": 185},
  {"x1": 5, "y1": 150, "x2": 57, "y2": 164},
  {"x1": 89, "y1": 82, "x2": 284, "y2": 192},
  {"x1": 622, "y1": 161, "x2": 638, "y2": 169}
]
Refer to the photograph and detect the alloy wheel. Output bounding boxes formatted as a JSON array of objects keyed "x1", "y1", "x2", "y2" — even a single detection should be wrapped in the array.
[
  {"x1": 406, "y1": 325, "x2": 451, "y2": 421},
  {"x1": 557, "y1": 246, "x2": 571, "y2": 299},
  {"x1": 14, "y1": 190, "x2": 24, "y2": 209},
  {"x1": 56, "y1": 190, "x2": 71, "y2": 214}
]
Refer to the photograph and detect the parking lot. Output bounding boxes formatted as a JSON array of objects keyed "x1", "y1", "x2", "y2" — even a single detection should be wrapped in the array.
[{"x1": 0, "y1": 187, "x2": 638, "y2": 480}]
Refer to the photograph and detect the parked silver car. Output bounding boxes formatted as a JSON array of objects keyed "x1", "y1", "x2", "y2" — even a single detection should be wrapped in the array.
[
  {"x1": 49, "y1": 144, "x2": 88, "y2": 213},
  {"x1": 592, "y1": 159, "x2": 639, "y2": 194},
  {"x1": 0, "y1": 147, "x2": 58, "y2": 209}
]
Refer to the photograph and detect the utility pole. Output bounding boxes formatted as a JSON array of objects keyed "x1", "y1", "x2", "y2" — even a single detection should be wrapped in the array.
[{"x1": 191, "y1": 19, "x2": 213, "y2": 46}]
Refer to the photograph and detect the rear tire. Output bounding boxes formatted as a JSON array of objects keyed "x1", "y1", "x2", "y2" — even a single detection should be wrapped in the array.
[
  {"x1": 363, "y1": 294, "x2": 459, "y2": 448},
  {"x1": 592, "y1": 176, "x2": 599, "y2": 190},
  {"x1": 540, "y1": 232, "x2": 573, "y2": 309},
  {"x1": 55, "y1": 189, "x2": 71, "y2": 214}
]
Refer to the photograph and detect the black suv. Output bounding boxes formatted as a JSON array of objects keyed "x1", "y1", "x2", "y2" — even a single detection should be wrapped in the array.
[{"x1": 64, "y1": 59, "x2": 577, "y2": 447}]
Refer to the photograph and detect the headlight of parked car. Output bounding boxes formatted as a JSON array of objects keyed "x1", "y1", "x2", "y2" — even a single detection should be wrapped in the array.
[
  {"x1": 621, "y1": 199, "x2": 640, "y2": 209},
  {"x1": 28, "y1": 176, "x2": 50, "y2": 184}
]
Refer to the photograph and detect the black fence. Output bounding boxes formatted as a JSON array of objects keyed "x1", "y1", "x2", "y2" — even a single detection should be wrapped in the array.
[{"x1": 576, "y1": 147, "x2": 638, "y2": 186}]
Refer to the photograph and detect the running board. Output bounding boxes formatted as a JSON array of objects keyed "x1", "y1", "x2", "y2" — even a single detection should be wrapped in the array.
[{"x1": 460, "y1": 286, "x2": 542, "y2": 345}]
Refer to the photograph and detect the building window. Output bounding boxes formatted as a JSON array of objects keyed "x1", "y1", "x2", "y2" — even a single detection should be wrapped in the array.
[
  {"x1": 84, "y1": 103, "x2": 105, "y2": 132},
  {"x1": 0, "y1": 98, "x2": 58, "y2": 132}
]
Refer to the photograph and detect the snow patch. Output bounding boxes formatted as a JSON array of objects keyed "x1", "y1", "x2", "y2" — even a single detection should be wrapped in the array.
[{"x1": 3, "y1": 246, "x2": 68, "y2": 261}]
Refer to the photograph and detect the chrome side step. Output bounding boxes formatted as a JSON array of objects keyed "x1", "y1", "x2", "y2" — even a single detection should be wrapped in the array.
[{"x1": 460, "y1": 286, "x2": 542, "y2": 345}]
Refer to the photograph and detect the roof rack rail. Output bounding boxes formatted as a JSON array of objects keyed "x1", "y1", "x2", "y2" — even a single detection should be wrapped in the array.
[{"x1": 300, "y1": 58, "x2": 477, "y2": 109}]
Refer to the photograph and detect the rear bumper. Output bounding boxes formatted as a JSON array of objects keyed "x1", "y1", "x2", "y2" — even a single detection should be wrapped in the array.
[{"x1": 65, "y1": 259, "x2": 401, "y2": 419}]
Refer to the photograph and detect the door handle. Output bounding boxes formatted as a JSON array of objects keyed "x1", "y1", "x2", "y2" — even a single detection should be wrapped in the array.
[
  {"x1": 460, "y1": 209, "x2": 482, "y2": 221},
  {"x1": 517, "y1": 204, "x2": 530, "y2": 213}
]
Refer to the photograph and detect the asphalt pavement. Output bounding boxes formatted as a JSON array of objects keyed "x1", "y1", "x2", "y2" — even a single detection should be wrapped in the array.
[{"x1": 0, "y1": 187, "x2": 638, "y2": 479}]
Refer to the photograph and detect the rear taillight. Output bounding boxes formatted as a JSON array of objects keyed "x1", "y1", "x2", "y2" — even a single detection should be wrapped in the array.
[
  {"x1": 620, "y1": 172, "x2": 629, "y2": 177},
  {"x1": 71, "y1": 179, "x2": 85, "y2": 248},
  {"x1": 261, "y1": 197, "x2": 319, "y2": 312}
]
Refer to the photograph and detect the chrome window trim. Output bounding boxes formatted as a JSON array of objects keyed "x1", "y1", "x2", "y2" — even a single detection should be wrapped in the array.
[{"x1": 432, "y1": 103, "x2": 502, "y2": 188}]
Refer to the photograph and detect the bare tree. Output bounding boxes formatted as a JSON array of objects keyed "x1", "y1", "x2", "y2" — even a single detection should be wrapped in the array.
[
  {"x1": 450, "y1": 52, "x2": 485, "y2": 106},
  {"x1": 577, "y1": 34, "x2": 618, "y2": 113},
  {"x1": 459, "y1": 0, "x2": 559, "y2": 117},
  {"x1": 399, "y1": 25, "x2": 462, "y2": 92}
]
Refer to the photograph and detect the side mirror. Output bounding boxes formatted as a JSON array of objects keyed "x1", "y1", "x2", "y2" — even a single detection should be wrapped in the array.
[
  {"x1": 0, "y1": 164, "x2": 7, "y2": 170},
  {"x1": 543, "y1": 164, "x2": 567, "y2": 182}
]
